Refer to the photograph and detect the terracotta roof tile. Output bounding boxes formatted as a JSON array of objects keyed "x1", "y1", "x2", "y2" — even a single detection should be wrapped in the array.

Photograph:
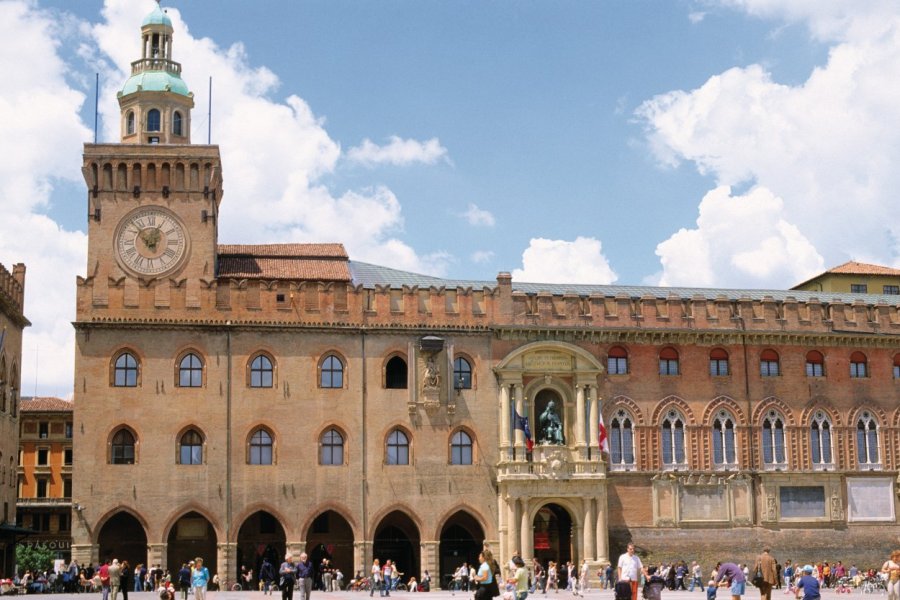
[
  {"x1": 19, "y1": 397, "x2": 73, "y2": 412},
  {"x1": 827, "y1": 261, "x2": 900, "y2": 276},
  {"x1": 217, "y1": 244, "x2": 348, "y2": 259}
]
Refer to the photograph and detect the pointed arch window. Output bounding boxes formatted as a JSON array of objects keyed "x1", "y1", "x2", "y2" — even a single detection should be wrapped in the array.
[
  {"x1": 178, "y1": 352, "x2": 203, "y2": 387},
  {"x1": 810, "y1": 411, "x2": 833, "y2": 468},
  {"x1": 249, "y1": 354, "x2": 274, "y2": 388},
  {"x1": 659, "y1": 347, "x2": 679, "y2": 376},
  {"x1": 709, "y1": 348, "x2": 729, "y2": 377},
  {"x1": 114, "y1": 352, "x2": 139, "y2": 387},
  {"x1": 147, "y1": 109, "x2": 161, "y2": 132},
  {"x1": 806, "y1": 351, "x2": 825, "y2": 377},
  {"x1": 0, "y1": 358, "x2": 6, "y2": 413},
  {"x1": 385, "y1": 355, "x2": 407, "y2": 389},
  {"x1": 762, "y1": 410, "x2": 786, "y2": 468},
  {"x1": 894, "y1": 354, "x2": 900, "y2": 379},
  {"x1": 661, "y1": 409, "x2": 686, "y2": 468},
  {"x1": 760, "y1": 349, "x2": 780, "y2": 377},
  {"x1": 173, "y1": 111, "x2": 183, "y2": 136},
  {"x1": 453, "y1": 356, "x2": 473, "y2": 389},
  {"x1": 178, "y1": 429, "x2": 203, "y2": 465},
  {"x1": 126, "y1": 111, "x2": 135, "y2": 135},
  {"x1": 248, "y1": 428, "x2": 274, "y2": 465},
  {"x1": 712, "y1": 409, "x2": 736, "y2": 468},
  {"x1": 609, "y1": 409, "x2": 635, "y2": 469},
  {"x1": 608, "y1": 346, "x2": 628, "y2": 375},
  {"x1": 856, "y1": 412, "x2": 880, "y2": 468},
  {"x1": 320, "y1": 428, "x2": 344, "y2": 466},
  {"x1": 450, "y1": 430, "x2": 473, "y2": 465},
  {"x1": 319, "y1": 354, "x2": 344, "y2": 389},
  {"x1": 850, "y1": 351, "x2": 868, "y2": 378},
  {"x1": 110, "y1": 428, "x2": 136, "y2": 464},
  {"x1": 386, "y1": 429, "x2": 410, "y2": 465}
]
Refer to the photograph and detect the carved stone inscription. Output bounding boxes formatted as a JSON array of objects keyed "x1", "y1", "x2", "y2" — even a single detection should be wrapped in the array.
[
  {"x1": 524, "y1": 351, "x2": 572, "y2": 372},
  {"x1": 679, "y1": 485, "x2": 728, "y2": 521}
]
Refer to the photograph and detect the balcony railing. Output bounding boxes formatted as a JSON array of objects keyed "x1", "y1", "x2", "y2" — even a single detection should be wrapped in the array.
[
  {"x1": 131, "y1": 58, "x2": 181, "y2": 76},
  {"x1": 16, "y1": 497, "x2": 72, "y2": 507}
]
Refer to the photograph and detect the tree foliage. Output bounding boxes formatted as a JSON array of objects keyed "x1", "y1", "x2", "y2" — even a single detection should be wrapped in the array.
[{"x1": 15, "y1": 543, "x2": 55, "y2": 575}]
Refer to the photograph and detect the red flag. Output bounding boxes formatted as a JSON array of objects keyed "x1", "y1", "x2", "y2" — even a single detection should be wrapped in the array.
[{"x1": 598, "y1": 413, "x2": 609, "y2": 453}]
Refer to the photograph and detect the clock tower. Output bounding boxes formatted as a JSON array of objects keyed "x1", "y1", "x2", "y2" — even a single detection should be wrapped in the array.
[{"x1": 80, "y1": 3, "x2": 222, "y2": 313}]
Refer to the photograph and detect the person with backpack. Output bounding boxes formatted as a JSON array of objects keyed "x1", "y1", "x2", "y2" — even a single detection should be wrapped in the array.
[
  {"x1": 260, "y1": 557, "x2": 275, "y2": 595},
  {"x1": 177, "y1": 564, "x2": 191, "y2": 600}
]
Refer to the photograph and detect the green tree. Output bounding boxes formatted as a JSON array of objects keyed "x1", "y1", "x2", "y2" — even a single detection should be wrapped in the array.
[{"x1": 15, "y1": 543, "x2": 55, "y2": 575}]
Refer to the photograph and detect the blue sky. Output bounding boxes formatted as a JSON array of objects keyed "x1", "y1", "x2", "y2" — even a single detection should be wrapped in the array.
[{"x1": 4, "y1": 0, "x2": 900, "y2": 395}]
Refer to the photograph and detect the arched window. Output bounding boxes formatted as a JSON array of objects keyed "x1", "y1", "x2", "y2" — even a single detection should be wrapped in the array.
[
  {"x1": 320, "y1": 428, "x2": 344, "y2": 465},
  {"x1": 8, "y1": 365, "x2": 16, "y2": 417},
  {"x1": 709, "y1": 349, "x2": 729, "y2": 377},
  {"x1": 450, "y1": 430, "x2": 473, "y2": 465},
  {"x1": 760, "y1": 349, "x2": 779, "y2": 377},
  {"x1": 126, "y1": 111, "x2": 135, "y2": 135},
  {"x1": 147, "y1": 109, "x2": 161, "y2": 132},
  {"x1": 608, "y1": 346, "x2": 628, "y2": 375},
  {"x1": 385, "y1": 355, "x2": 407, "y2": 389},
  {"x1": 659, "y1": 347, "x2": 679, "y2": 376},
  {"x1": 609, "y1": 409, "x2": 634, "y2": 468},
  {"x1": 712, "y1": 410, "x2": 736, "y2": 467},
  {"x1": 320, "y1": 354, "x2": 344, "y2": 389},
  {"x1": 178, "y1": 429, "x2": 203, "y2": 465},
  {"x1": 0, "y1": 357, "x2": 6, "y2": 413},
  {"x1": 806, "y1": 351, "x2": 825, "y2": 377},
  {"x1": 173, "y1": 111, "x2": 183, "y2": 136},
  {"x1": 386, "y1": 429, "x2": 409, "y2": 465},
  {"x1": 110, "y1": 429, "x2": 136, "y2": 464},
  {"x1": 894, "y1": 354, "x2": 900, "y2": 379},
  {"x1": 453, "y1": 356, "x2": 473, "y2": 389},
  {"x1": 810, "y1": 411, "x2": 833, "y2": 467},
  {"x1": 114, "y1": 352, "x2": 138, "y2": 387},
  {"x1": 762, "y1": 410, "x2": 786, "y2": 468},
  {"x1": 661, "y1": 409, "x2": 686, "y2": 468},
  {"x1": 249, "y1": 354, "x2": 274, "y2": 388},
  {"x1": 850, "y1": 351, "x2": 868, "y2": 378},
  {"x1": 856, "y1": 412, "x2": 879, "y2": 467},
  {"x1": 248, "y1": 428, "x2": 273, "y2": 465},
  {"x1": 178, "y1": 353, "x2": 203, "y2": 387}
]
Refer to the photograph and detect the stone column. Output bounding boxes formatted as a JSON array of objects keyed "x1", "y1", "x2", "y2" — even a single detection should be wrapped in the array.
[
  {"x1": 595, "y1": 493, "x2": 609, "y2": 563},
  {"x1": 589, "y1": 388, "x2": 600, "y2": 458},
  {"x1": 583, "y1": 499, "x2": 595, "y2": 562},
  {"x1": 500, "y1": 383, "x2": 512, "y2": 461},
  {"x1": 216, "y1": 542, "x2": 237, "y2": 589},
  {"x1": 519, "y1": 499, "x2": 532, "y2": 561},
  {"x1": 513, "y1": 383, "x2": 525, "y2": 460},
  {"x1": 354, "y1": 541, "x2": 373, "y2": 576},
  {"x1": 510, "y1": 497, "x2": 522, "y2": 558},
  {"x1": 575, "y1": 384, "x2": 586, "y2": 457},
  {"x1": 148, "y1": 543, "x2": 167, "y2": 571},
  {"x1": 71, "y1": 544, "x2": 97, "y2": 567},
  {"x1": 420, "y1": 541, "x2": 439, "y2": 582}
]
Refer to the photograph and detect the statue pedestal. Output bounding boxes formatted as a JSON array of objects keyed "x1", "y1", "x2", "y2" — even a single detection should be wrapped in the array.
[{"x1": 422, "y1": 387, "x2": 440, "y2": 414}]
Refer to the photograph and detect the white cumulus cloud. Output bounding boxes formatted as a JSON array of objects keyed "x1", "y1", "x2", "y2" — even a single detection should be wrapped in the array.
[
  {"x1": 346, "y1": 136, "x2": 448, "y2": 167},
  {"x1": 512, "y1": 237, "x2": 617, "y2": 284},
  {"x1": 462, "y1": 203, "x2": 496, "y2": 227},
  {"x1": 471, "y1": 250, "x2": 495, "y2": 264},
  {"x1": 655, "y1": 186, "x2": 823, "y2": 287},
  {"x1": 638, "y1": 3, "x2": 900, "y2": 286}
]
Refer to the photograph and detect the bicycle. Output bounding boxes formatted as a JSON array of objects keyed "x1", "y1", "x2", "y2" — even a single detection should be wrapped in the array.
[{"x1": 231, "y1": 582, "x2": 243, "y2": 591}]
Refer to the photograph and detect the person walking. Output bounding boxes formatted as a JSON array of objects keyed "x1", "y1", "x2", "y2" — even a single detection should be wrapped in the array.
[
  {"x1": 280, "y1": 554, "x2": 297, "y2": 600},
  {"x1": 617, "y1": 543, "x2": 645, "y2": 600},
  {"x1": 881, "y1": 550, "x2": 900, "y2": 600},
  {"x1": 120, "y1": 561, "x2": 132, "y2": 600},
  {"x1": 109, "y1": 559, "x2": 122, "y2": 600},
  {"x1": 178, "y1": 563, "x2": 192, "y2": 600},
  {"x1": 296, "y1": 553, "x2": 314, "y2": 600},
  {"x1": 191, "y1": 557, "x2": 210, "y2": 600},
  {"x1": 508, "y1": 557, "x2": 528, "y2": 600},
  {"x1": 260, "y1": 557, "x2": 275, "y2": 595},
  {"x1": 370, "y1": 559, "x2": 382, "y2": 598},
  {"x1": 753, "y1": 548, "x2": 778, "y2": 600},
  {"x1": 99, "y1": 560, "x2": 111, "y2": 600}
]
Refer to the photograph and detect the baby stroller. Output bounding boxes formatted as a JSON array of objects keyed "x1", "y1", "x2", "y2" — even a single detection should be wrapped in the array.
[{"x1": 615, "y1": 581, "x2": 633, "y2": 600}]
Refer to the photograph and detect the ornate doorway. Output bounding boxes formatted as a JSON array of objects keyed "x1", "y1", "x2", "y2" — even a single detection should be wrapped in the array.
[{"x1": 533, "y1": 504, "x2": 572, "y2": 583}]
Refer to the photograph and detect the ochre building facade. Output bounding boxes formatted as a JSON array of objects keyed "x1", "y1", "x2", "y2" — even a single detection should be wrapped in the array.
[{"x1": 73, "y1": 6, "x2": 900, "y2": 588}]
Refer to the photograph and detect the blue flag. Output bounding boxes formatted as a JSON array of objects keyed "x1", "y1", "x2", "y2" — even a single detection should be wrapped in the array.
[{"x1": 514, "y1": 411, "x2": 534, "y2": 452}]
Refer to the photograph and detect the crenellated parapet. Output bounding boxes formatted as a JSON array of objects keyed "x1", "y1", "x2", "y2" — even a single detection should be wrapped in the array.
[
  {"x1": 82, "y1": 144, "x2": 222, "y2": 206},
  {"x1": 0, "y1": 262, "x2": 27, "y2": 326}
]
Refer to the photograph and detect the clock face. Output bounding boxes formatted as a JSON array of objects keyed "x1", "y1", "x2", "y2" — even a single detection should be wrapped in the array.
[{"x1": 114, "y1": 207, "x2": 188, "y2": 276}]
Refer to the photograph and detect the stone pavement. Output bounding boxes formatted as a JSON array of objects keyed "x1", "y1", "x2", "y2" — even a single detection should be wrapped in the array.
[{"x1": 7, "y1": 588, "x2": 874, "y2": 600}]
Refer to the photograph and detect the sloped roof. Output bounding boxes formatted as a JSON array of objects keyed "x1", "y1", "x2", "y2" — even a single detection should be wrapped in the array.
[
  {"x1": 217, "y1": 244, "x2": 351, "y2": 281},
  {"x1": 826, "y1": 261, "x2": 900, "y2": 276},
  {"x1": 19, "y1": 397, "x2": 73, "y2": 412}
]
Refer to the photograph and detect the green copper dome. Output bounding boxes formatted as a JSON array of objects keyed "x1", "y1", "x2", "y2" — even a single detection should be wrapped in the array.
[
  {"x1": 142, "y1": 5, "x2": 173, "y2": 28},
  {"x1": 120, "y1": 70, "x2": 190, "y2": 97}
]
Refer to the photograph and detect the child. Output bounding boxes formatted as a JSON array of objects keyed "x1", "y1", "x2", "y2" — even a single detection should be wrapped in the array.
[{"x1": 706, "y1": 579, "x2": 717, "y2": 600}]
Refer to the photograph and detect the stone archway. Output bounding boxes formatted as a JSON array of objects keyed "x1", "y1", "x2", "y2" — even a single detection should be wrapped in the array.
[
  {"x1": 166, "y1": 512, "x2": 217, "y2": 577},
  {"x1": 306, "y1": 510, "x2": 354, "y2": 589},
  {"x1": 373, "y1": 511, "x2": 420, "y2": 582},
  {"x1": 439, "y1": 511, "x2": 485, "y2": 590},
  {"x1": 237, "y1": 511, "x2": 286, "y2": 589},
  {"x1": 533, "y1": 504, "x2": 573, "y2": 586},
  {"x1": 98, "y1": 511, "x2": 147, "y2": 567}
]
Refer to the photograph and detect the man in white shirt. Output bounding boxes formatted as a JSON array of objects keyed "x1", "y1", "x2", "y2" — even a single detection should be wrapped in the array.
[{"x1": 617, "y1": 543, "x2": 646, "y2": 600}]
